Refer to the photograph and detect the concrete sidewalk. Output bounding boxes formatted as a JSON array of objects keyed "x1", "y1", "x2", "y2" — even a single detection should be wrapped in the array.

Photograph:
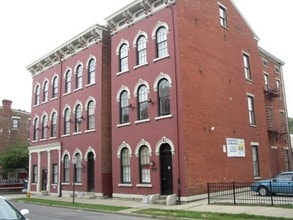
[{"x1": 4, "y1": 193, "x2": 293, "y2": 219}]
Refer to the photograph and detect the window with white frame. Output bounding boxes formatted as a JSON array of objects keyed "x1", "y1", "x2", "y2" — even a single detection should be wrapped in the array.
[
  {"x1": 64, "y1": 108, "x2": 71, "y2": 135},
  {"x1": 35, "y1": 84, "x2": 40, "y2": 105},
  {"x1": 74, "y1": 153, "x2": 82, "y2": 183},
  {"x1": 51, "y1": 112, "x2": 57, "y2": 138},
  {"x1": 119, "y1": 44, "x2": 128, "y2": 72},
  {"x1": 156, "y1": 27, "x2": 168, "y2": 58},
  {"x1": 63, "y1": 155, "x2": 69, "y2": 182},
  {"x1": 76, "y1": 64, "x2": 83, "y2": 89},
  {"x1": 11, "y1": 117, "x2": 19, "y2": 129},
  {"x1": 41, "y1": 115, "x2": 48, "y2": 139},
  {"x1": 139, "y1": 146, "x2": 150, "y2": 183},
  {"x1": 33, "y1": 117, "x2": 39, "y2": 140},
  {"x1": 43, "y1": 81, "x2": 49, "y2": 102},
  {"x1": 65, "y1": 70, "x2": 72, "y2": 93},
  {"x1": 52, "y1": 76, "x2": 58, "y2": 98},
  {"x1": 158, "y1": 79, "x2": 170, "y2": 116},
  {"x1": 219, "y1": 5, "x2": 227, "y2": 28},
  {"x1": 87, "y1": 101, "x2": 95, "y2": 130},
  {"x1": 252, "y1": 145, "x2": 260, "y2": 178},
  {"x1": 88, "y1": 59, "x2": 95, "y2": 84},
  {"x1": 247, "y1": 95, "x2": 256, "y2": 126},
  {"x1": 52, "y1": 164, "x2": 58, "y2": 184},
  {"x1": 121, "y1": 148, "x2": 131, "y2": 183},
  {"x1": 136, "y1": 35, "x2": 147, "y2": 65},
  {"x1": 75, "y1": 104, "x2": 82, "y2": 132},
  {"x1": 137, "y1": 85, "x2": 149, "y2": 120},
  {"x1": 33, "y1": 165, "x2": 38, "y2": 183},
  {"x1": 243, "y1": 53, "x2": 251, "y2": 80},
  {"x1": 120, "y1": 91, "x2": 130, "y2": 124}
]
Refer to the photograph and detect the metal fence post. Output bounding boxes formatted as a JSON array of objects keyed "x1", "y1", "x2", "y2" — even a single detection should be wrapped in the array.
[
  {"x1": 207, "y1": 182, "x2": 210, "y2": 204},
  {"x1": 269, "y1": 181, "x2": 274, "y2": 206},
  {"x1": 233, "y1": 182, "x2": 236, "y2": 204}
]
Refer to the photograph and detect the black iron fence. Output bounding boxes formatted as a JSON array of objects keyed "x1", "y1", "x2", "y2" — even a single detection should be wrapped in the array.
[{"x1": 207, "y1": 182, "x2": 293, "y2": 206}]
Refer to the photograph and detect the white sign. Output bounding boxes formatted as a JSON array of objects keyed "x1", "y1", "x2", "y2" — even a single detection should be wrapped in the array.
[{"x1": 226, "y1": 138, "x2": 245, "y2": 157}]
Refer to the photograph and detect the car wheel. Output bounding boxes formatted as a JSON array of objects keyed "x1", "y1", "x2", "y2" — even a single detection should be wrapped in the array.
[{"x1": 258, "y1": 186, "x2": 268, "y2": 196}]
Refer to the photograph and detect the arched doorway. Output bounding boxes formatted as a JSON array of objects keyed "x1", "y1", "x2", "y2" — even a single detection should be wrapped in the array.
[
  {"x1": 87, "y1": 152, "x2": 95, "y2": 192},
  {"x1": 160, "y1": 144, "x2": 173, "y2": 195}
]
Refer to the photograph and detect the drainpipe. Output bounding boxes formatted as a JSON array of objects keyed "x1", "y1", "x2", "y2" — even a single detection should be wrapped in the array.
[
  {"x1": 169, "y1": 3, "x2": 181, "y2": 204},
  {"x1": 280, "y1": 65, "x2": 293, "y2": 170},
  {"x1": 58, "y1": 53, "x2": 64, "y2": 197}
]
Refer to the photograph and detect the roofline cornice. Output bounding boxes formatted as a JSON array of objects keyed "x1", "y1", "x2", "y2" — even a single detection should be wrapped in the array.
[
  {"x1": 26, "y1": 24, "x2": 108, "y2": 77},
  {"x1": 105, "y1": 0, "x2": 175, "y2": 35},
  {"x1": 259, "y1": 47, "x2": 285, "y2": 66}
]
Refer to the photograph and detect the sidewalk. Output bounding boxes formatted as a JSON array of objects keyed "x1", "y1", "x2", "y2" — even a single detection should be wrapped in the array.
[{"x1": 4, "y1": 193, "x2": 293, "y2": 219}]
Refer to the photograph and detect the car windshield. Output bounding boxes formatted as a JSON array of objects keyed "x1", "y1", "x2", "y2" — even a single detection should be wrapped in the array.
[
  {"x1": 275, "y1": 173, "x2": 293, "y2": 181},
  {"x1": 0, "y1": 199, "x2": 25, "y2": 220}
]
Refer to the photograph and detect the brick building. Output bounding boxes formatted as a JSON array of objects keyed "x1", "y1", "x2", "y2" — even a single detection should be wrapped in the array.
[
  {"x1": 26, "y1": 25, "x2": 112, "y2": 197},
  {"x1": 0, "y1": 99, "x2": 30, "y2": 178},
  {"x1": 26, "y1": 0, "x2": 292, "y2": 202}
]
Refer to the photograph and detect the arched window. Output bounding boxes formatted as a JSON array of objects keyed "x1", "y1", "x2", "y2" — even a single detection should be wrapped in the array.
[
  {"x1": 34, "y1": 85, "x2": 40, "y2": 105},
  {"x1": 121, "y1": 148, "x2": 131, "y2": 183},
  {"x1": 137, "y1": 85, "x2": 148, "y2": 120},
  {"x1": 43, "y1": 81, "x2": 49, "y2": 102},
  {"x1": 52, "y1": 76, "x2": 58, "y2": 98},
  {"x1": 51, "y1": 112, "x2": 57, "y2": 137},
  {"x1": 76, "y1": 65, "x2": 83, "y2": 89},
  {"x1": 64, "y1": 108, "x2": 70, "y2": 135},
  {"x1": 156, "y1": 27, "x2": 168, "y2": 58},
  {"x1": 41, "y1": 115, "x2": 48, "y2": 139},
  {"x1": 74, "y1": 153, "x2": 82, "y2": 183},
  {"x1": 75, "y1": 104, "x2": 82, "y2": 132},
  {"x1": 158, "y1": 79, "x2": 170, "y2": 116},
  {"x1": 139, "y1": 146, "x2": 150, "y2": 183},
  {"x1": 88, "y1": 59, "x2": 95, "y2": 84},
  {"x1": 65, "y1": 70, "x2": 72, "y2": 93},
  {"x1": 63, "y1": 155, "x2": 70, "y2": 182},
  {"x1": 119, "y1": 44, "x2": 128, "y2": 72},
  {"x1": 137, "y1": 36, "x2": 147, "y2": 65},
  {"x1": 120, "y1": 91, "x2": 129, "y2": 124},
  {"x1": 33, "y1": 117, "x2": 39, "y2": 140},
  {"x1": 87, "y1": 101, "x2": 95, "y2": 130}
]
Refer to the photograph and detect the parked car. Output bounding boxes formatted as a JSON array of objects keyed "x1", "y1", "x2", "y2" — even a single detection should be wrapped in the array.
[
  {"x1": 251, "y1": 171, "x2": 293, "y2": 196},
  {"x1": 0, "y1": 196, "x2": 29, "y2": 220}
]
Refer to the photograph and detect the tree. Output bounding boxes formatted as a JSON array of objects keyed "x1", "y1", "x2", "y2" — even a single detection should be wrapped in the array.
[
  {"x1": 289, "y1": 117, "x2": 293, "y2": 134},
  {"x1": 0, "y1": 143, "x2": 29, "y2": 175}
]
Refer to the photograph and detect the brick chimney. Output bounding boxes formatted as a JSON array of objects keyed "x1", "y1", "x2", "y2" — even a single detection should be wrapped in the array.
[{"x1": 2, "y1": 99, "x2": 12, "y2": 113}]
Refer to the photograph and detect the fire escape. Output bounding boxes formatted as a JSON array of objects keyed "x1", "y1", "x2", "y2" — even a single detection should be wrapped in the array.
[{"x1": 264, "y1": 87, "x2": 287, "y2": 143}]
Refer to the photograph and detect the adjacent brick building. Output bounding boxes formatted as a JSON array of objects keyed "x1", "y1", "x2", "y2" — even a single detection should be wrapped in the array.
[
  {"x1": 0, "y1": 99, "x2": 30, "y2": 179},
  {"x1": 26, "y1": 0, "x2": 292, "y2": 202}
]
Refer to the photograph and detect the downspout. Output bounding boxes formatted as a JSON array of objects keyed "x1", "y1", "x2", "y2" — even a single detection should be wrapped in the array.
[
  {"x1": 58, "y1": 54, "x2": 64, "y2": 197},
  {"x1": 280, "y1": 65, "x2": 293, "y2": 170},
  {"x1": 170, "y1": 2, "x2": 181, "y2": 204}
]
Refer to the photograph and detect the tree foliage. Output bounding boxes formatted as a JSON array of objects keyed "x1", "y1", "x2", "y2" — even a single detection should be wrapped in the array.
[
  {"x1": 289, "y1": 117, "x2": 293, "y2": 134},
  {"x1": 0, "y1": 143, "x2": 29, "y2": 174}
]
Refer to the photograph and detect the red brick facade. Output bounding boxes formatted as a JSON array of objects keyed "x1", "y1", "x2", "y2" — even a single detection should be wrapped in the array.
[{"x1": 27, "y1": 0, "x2": 292, "y2": 201}]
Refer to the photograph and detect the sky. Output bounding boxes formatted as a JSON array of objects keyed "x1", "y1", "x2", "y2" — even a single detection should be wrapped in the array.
[{"x1": 0, "y1": 0, "x2": 292, "y2": 117}]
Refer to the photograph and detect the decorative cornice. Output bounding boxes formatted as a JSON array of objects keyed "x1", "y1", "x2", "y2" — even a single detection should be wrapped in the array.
[
  {"x1": 105, "y1": 0, "x2": 176, "y2": 35},
  {"x1": 26, "y1": 24, "x2": 108, "y2": 77}
]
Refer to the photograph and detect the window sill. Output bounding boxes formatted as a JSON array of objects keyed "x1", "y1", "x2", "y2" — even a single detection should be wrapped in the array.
[
  {"x1": 134, "y1": 62, "x2": 148, "y2": 70},
  {"x1": 72, "y1": 182, "x2": 82, "y2": 186},
  {"x1": 249, "y1": 124, "x2": 257, "y2": 128},
  {"x1": 118, "y1": 183, "x2": 132, "y2": 187},
  {"x1": 153, "y1": 55, "x2": 169, "y2": 63},
  {"x1": 49, "y1": 137, "x2": 57, "y2": 140},
  {"x1": 116, "y1": 69, "x2": 129, "y2": 76},
  {"x1": 40, "y1": 138, "x2": 47, "y2": 142},
  {"x1": 62, "y1": 134, "x2": 71, "y2": 138},
  {"x1": 155, "y1": 114, "x2": 172, "y2": 121},
  {"x1": 246, "y1": 78, "x2": 253, "y2": 83},
  {"x1": 73, "y1": 88, "x2": 83, "y2": 92},
  {"x1": 85, "y1": 82, "x2": 96, "y2": 88},
  {"x1": 32, "y1": 140, "x2": 39, "y2": 143},
  {"x1": 50, "y1": 97, "x2": 58, "y2": 101},
  {"x1": 85, "y1": 129, "x2": 96, "y2": 133},
  {"x1": 61, "y1": 182, "x2": 70, "y2": 186},
  {"x1": 117, "y1": 122, "x2": 131, "y2": 128},
  {"x1": 136, "y1": 183, "x2": 152, "y2": 188},
  {"x1": 135, "y1": 119, "x2": 150, "y2": 124},
  {"x1": 63, "y1": 92, "x2": 71, "y2": 97},
  {"x1": 73, "y1": 132, "x2": 82, "y2": 136}
]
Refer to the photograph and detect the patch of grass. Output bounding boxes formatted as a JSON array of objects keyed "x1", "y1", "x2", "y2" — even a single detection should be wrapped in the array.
[
  {"x1": 134, "y1": 208, "x2": 289, "y2": 220},
  {"x1": 16, "y1": 198, "x2": 130, "y2": 212}
]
